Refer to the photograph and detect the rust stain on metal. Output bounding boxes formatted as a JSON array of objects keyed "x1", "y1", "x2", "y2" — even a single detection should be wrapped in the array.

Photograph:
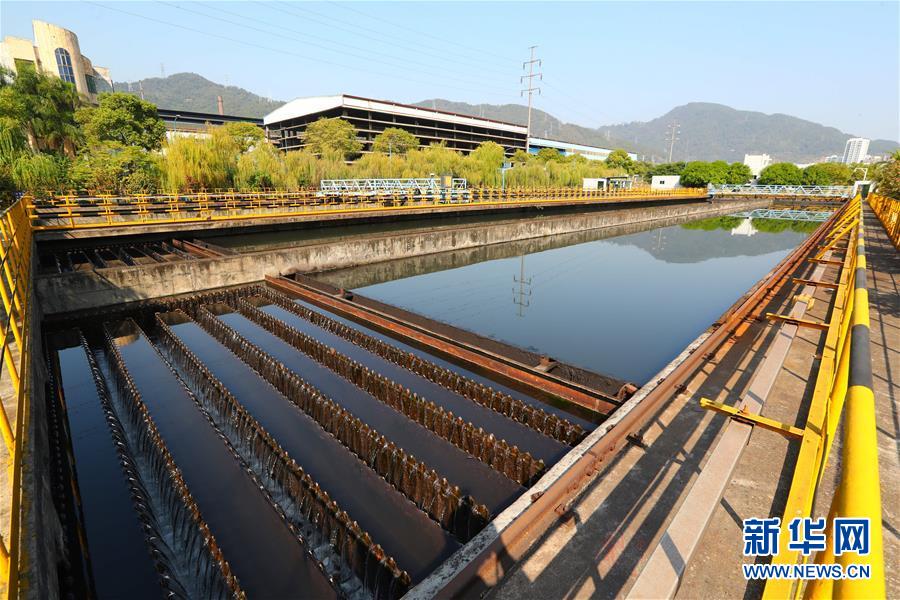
[
  {"x1": 404, "y1": 206, "x2": 843, "y2": 599},
  {"x1": 265, "y1": 274, "x2": 619, "y2": 415}
]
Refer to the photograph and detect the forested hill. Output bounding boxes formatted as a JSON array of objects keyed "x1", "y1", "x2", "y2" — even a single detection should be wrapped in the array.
[
  {"x1": 112, "y1": 73, "x2": 897, "y2": 162},
  {"x1": 117, "y1": 73, "x2": 283, "y2": 118},
  {"x1": 416, "y1": 99, "x2": 898, "y2": 163}
]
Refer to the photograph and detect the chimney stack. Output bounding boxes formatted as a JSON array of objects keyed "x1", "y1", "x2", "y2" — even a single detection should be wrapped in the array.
[{"x1": 217, "y1": 95, "x2": 224, "y2": 116}]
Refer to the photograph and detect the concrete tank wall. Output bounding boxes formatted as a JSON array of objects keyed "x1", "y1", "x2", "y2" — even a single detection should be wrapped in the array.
[{"x1": 36, "y1": 199, "x2": 768, "y2": 315}]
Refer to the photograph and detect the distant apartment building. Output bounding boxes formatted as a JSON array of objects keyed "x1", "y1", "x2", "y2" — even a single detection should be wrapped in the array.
[
  {"x1": 743, "y1": 153, "x2": 772, "y2": 177},
  {"x1": 0, "y1": 20, "x2": 111, "y2": 103},
  {"x1": 842, "y1": 138, "x2": 870, "y2": 164}
]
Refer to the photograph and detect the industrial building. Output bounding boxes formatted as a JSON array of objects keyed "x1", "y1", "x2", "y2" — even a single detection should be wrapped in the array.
[
  {"x1": 263, "y1": 94, "x2": 634, "y2": 162},
  {"x1": 156, "y1": 108, "x2": 263, "y2": 141},
  {"x1": 528, "y1": 137, "x2": 636, "y2": 161},
  {"x1": 0, "y1": 20, "x2": 111, "y2": 103},
  {"x1": 264, "y1": 94, "x2": 529, "y2": 155}
]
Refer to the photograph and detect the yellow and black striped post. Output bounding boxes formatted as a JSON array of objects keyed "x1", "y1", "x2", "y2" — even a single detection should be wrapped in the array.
[{"x1": 833, "y1": 220, "x2": 884, "y2": 598}]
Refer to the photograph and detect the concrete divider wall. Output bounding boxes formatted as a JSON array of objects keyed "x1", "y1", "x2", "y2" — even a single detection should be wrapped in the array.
[{"x1": 36, "y1": 199, "x2": 768, "y2": 315}]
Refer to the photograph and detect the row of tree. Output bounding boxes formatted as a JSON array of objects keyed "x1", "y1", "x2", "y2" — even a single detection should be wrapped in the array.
[{"x1": 2, "y1": 67, "x2": 898, "y2": 199}]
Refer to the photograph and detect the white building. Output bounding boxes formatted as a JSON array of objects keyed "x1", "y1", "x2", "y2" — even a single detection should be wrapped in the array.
[
  {"x1": 743, "y1": 154, "x2": 772, "y2": 177},
  {"x1": 651, "y1": 175, "x2": 681, "y2": 190},
  {"x1": 842, "y1": 138, "x2": 870, "y2": 164},
  {"x1": 528, "y1": 137, "x2": 637, "y2": 162},
  {"x1": 0, "y1": 20, "x2": 111, "y2": 103}
]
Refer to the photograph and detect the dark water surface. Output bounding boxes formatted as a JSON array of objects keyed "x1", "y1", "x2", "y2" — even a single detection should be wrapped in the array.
[
  {"x1": 55, "y1": 344, "x2": 161, "y2": 599},
  {"x1": 114, "y1": 332, "x2": 337, "y2": 598},
  {"x1": 214, "y1": 309, "x2": 524, "y2": 512},
  {"x1": 355, "y1": 220, "x2": 809, "y2": 383},
  {"x1": 170, "y1": 319, "x2": 462, "y2": 581}
]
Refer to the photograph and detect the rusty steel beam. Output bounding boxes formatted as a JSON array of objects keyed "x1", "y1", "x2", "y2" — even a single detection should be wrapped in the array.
[
  {"x1": 169, "y1": 238, "x2": 224, "y2": 259},
  {"x1": 401, "y1": 204, "x2": 846, "y2": 598},
  {"x1": 264, "y1": 275, "x2": 620, "y2": 415}
]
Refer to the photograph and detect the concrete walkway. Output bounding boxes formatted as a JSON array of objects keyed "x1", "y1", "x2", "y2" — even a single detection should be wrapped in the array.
[{"x1": 489, "y1": 204, "x2": 898, "y2": 599}]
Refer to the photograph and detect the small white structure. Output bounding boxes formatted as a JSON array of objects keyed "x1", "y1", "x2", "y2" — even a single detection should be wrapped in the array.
[
  {"x1": 651, "y1": 175, "x2": 681, "y2": 190},
  {"x1": 731, "y1": 218, "x2": 757, "y2": 237},
  {"x1": 743, "y1": 154, "x2": 772, "y2": 177},
  {"x1": 583, "y1": 178, "x2": 607, "y2": 191}
]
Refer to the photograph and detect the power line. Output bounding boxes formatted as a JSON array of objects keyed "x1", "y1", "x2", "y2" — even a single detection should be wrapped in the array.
[
  {"x1": 521, "y1": 46, "x2": 542, "y2": 153},
  {"x1": 265, "y1": 1, "x2": 515, "y2": 79},
  {"x1": 88, "y1": 2, "x2": 518, "y2": 102},
  {"x1": 665, "y1": 121, "x2": 681, "y2": 162},
  {"x1": 156, "y1": 1, "x2": 515, "y2": 96},
  {"x1": 512, "y1": 256, "x2": 532, "y2": 318},
  {"x1": 326, "y1": 1, "x2": 521, "y2": 65}
]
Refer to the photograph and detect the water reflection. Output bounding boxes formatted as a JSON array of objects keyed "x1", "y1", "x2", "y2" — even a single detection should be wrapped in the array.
[{"x1": 355, "y1": 218, "x2": 809, "y2": 384}]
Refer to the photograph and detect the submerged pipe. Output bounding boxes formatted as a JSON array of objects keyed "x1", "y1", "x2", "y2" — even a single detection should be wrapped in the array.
[
  {"x1": 254, "y1": 287, "x2": 586, "y2": 445},
  {"x1": 229, "y1": 299, "x2": 545, "y2": 486},
  {"x1": 98, "y1": 327, "x2": 243, "y2": 599},
  {"x1": 155, "y1": 312, "x2": 412, "y2": 598},
  {"x1": 184, "y1": 307, "x2": 492, "y2": 541}
]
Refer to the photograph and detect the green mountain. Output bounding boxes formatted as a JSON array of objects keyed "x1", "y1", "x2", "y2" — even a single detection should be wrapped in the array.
[
  {"x1": 416, "y1": 99, "x2": 898, "y2": 163},
  {"x1": 117, "y1": 73, "x2": 283, "y2": 118},
  {"x1": 113, "y1": 73, "x2": 897, "y2": 161},
  {"x1": 413, "y1": 99, "x2": 642, "y2": 155}
]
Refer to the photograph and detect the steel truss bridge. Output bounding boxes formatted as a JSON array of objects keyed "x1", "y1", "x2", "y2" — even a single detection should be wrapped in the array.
[
  {"x1": 709, "y1": 184, "x2": 853, "y2": 198},
  {"x1": 318, "y1": 177, "x2": 470, "y2": 201},
  {"x1": 730, "y1": 208, "x2": 833, "y2": 222}
]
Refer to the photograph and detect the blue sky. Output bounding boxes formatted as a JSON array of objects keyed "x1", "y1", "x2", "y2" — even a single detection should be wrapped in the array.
[{"x1": 2, "y1": 1, "x2": 898, "y2": 140}]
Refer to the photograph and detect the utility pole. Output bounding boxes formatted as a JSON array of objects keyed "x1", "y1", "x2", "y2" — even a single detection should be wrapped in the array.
[
  {"x1": 512, "y1": 256, "x2": 532, "y2": 318},
  {"x1": 520, "y1": 46, "x2": 542, "y2": 154},
  {"x1": 665, "y1": 121, "x2": 680, "y2": 162}
]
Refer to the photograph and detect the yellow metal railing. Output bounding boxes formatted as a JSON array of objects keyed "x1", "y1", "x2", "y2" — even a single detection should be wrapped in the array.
[
  {"x1": 757, "y1": 196, "x2": 884, "y2": 599},
  {"x1": 24, "y1": 186, "x2": 709, "y2": 231},
  {"x1": 0, "y1": 197, "x2": 33, "y2": 599},
  {"x1": 868, "y1": 192, "x2": 899, "y2": 248}
]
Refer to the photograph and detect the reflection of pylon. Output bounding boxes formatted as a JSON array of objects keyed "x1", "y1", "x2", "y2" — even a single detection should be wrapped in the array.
[{"x1": 512, "y1": 255, "x2": 532, "y2": 317}]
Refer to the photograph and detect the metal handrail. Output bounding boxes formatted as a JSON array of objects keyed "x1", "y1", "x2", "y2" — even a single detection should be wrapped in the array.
[
  {"x1": 0, "y1": 197, "x2": 33, "y2": 599},
  {"x1": 867, "y1": 193, "x2": 899, "y2": 248},
  {"x1": 25, "y1": 186, "x2": 710, "y2": 232},
  {"x1": 761, "y1": 196, "x2": 884, "y2": 598}
]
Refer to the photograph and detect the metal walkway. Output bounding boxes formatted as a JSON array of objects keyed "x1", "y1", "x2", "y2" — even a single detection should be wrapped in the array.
[
  {"x1": 731, "y1": 208, "x2": 833, "y2": 221},
  {"x1": 710, "y1": 184, "x2": 853, "y2": 198}
]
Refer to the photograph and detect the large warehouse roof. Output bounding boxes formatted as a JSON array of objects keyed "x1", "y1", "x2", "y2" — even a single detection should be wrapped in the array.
[{"x1": 264, "y1": 94, "x2": 527, "y2": 134}]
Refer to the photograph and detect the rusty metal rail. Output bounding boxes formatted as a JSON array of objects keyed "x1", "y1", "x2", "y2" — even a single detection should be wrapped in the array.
[
  {"x1": 405, "y1": 183, "x2": 846, "y2": 598},
  {"x1": 100, "y1": 324, "x2": 243, "y2": 598},
  {"x1": 154, "y1": 312, "x2": 407, "y2": 597},
  {"x1": 253, "y1": 287, "x2": 586, "y2": 445},
  {"x1": 267, "y1": 274, "x2": 620, "y2": 414}
]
